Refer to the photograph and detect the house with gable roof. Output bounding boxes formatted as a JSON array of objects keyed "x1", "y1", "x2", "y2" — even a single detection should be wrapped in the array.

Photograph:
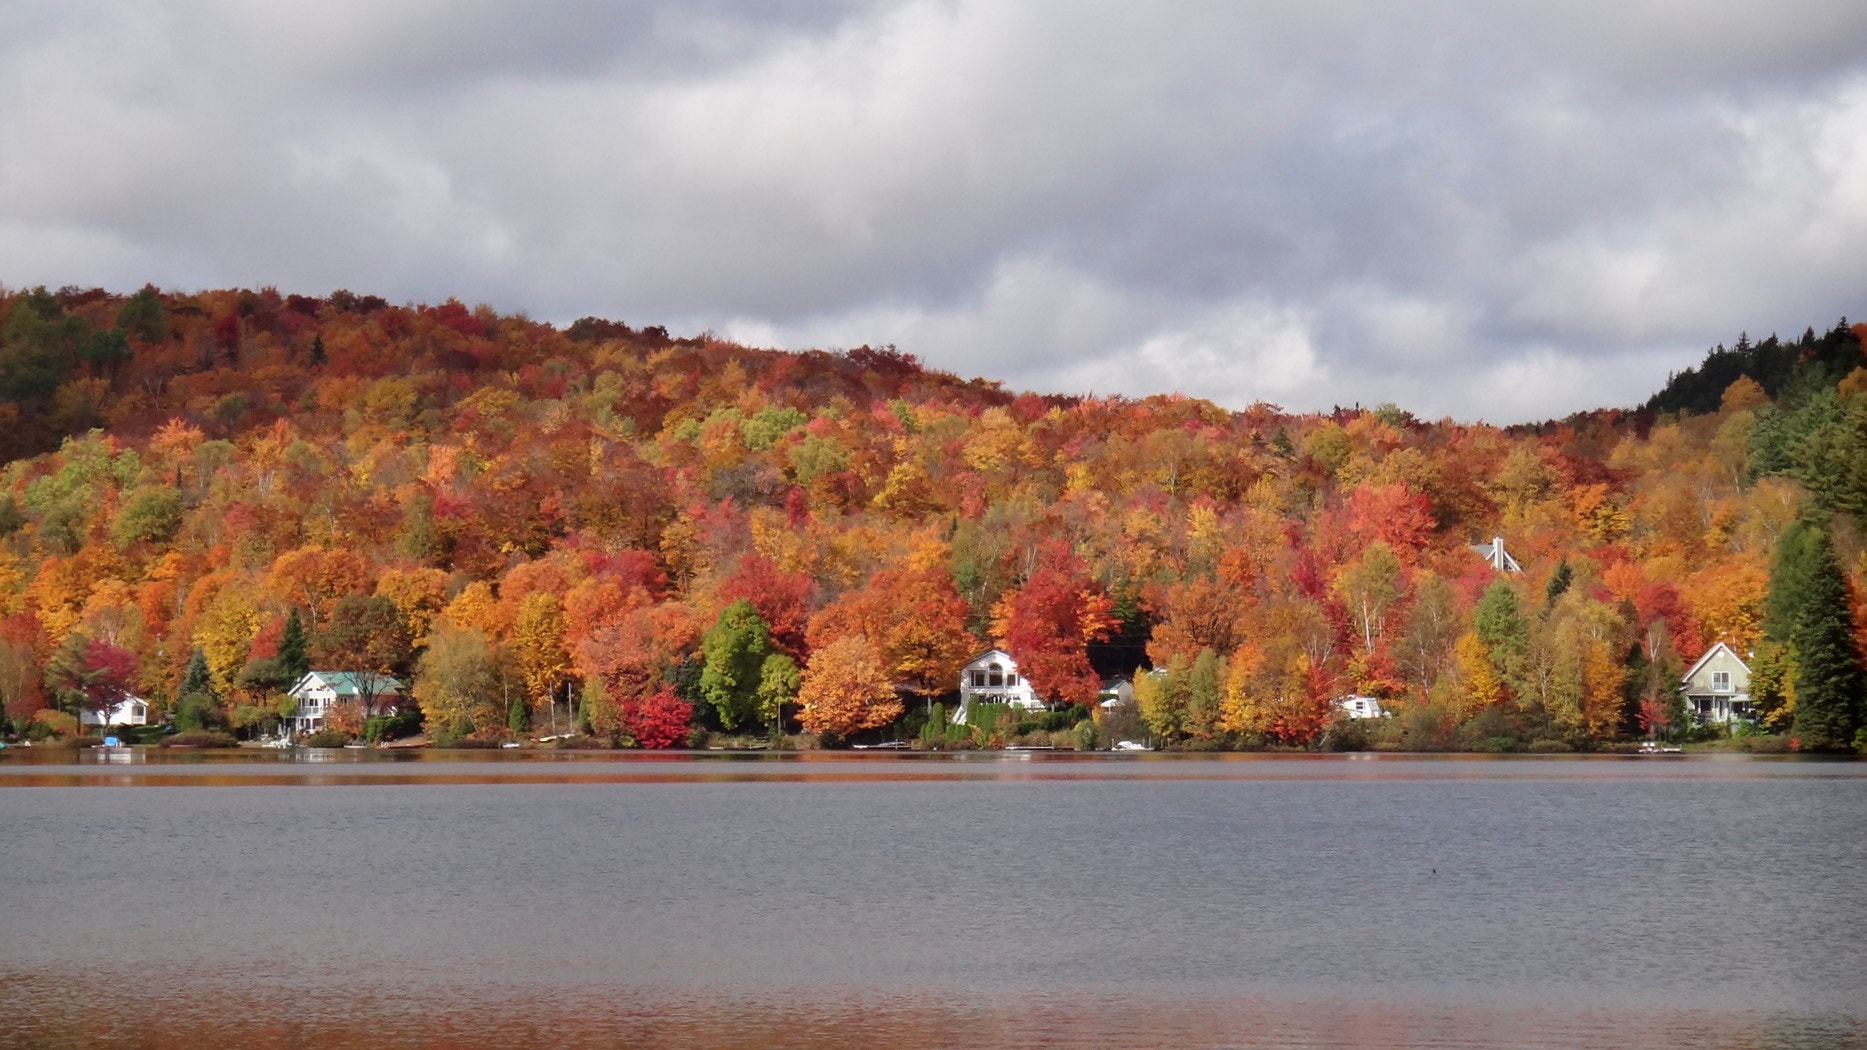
[
  {"x1": 951, "y1": 648, "x2": 1044, "y2": 725},
  {"x1": 79, "y1": 696, "x2": 150, "y2": 728},
  {"x1": 1471, "y1": 535, "x2": 1522, "y2": 573},
  {"x1": 287, "y1": 670, "x2": 406, "y2": 736},
  {"x1": 1679, "y1": 642, "x2": 1752, "y2": 725}
]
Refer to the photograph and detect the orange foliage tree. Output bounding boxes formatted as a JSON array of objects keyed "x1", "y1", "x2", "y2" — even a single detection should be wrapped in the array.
[{"x1": 797, "y1": 635, "x2": 902, "y2": 739}]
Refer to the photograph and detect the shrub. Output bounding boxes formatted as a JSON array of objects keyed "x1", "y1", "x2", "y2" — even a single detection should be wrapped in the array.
[
  {"x1": 1325, "y1": 719, "x2": 1369, "y2": 752},
  {"x1": 1038, "y1": 708, "x2": 1084, "y2": 732},
  {"x1": 299, "y1": 729, "x2": 353, "y2": 748},
  {"x1": 29, "y1": 709, "x2": 80, "y2": 741},
  {"x1": 1475, "y1": 735, "x2": 1522, "y2": 754},
  {"x1": 173, "y1": 692, "x2": 222, "y2": 732},
  {"x1": 1526, "y1": 738, "x2": 1574, "y2": 753},
  {"x1": 363, "y1": 709, "x2": 422, "y2": 743},
  {"x1": 160, "y1": 731, "x2": 238, "y2": 749}
]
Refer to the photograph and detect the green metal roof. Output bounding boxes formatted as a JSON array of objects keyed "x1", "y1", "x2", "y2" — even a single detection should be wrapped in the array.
[{"x1": 310, "y1": 670, "x2": 405, "y2": 696}]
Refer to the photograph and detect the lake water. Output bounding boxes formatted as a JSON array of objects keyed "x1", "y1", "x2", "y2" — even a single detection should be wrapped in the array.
[{"x1": 1, "y1": 751, "x2": 1863, "y2": 1049}]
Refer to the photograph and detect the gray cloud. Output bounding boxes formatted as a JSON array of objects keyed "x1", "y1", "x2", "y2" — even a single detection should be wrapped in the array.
[{"x1": 2, "y1": 0, "x2": 1863, "y2": 422}]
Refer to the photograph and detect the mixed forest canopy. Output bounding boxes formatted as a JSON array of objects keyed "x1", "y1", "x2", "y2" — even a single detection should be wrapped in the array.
[{"x1": 0, "y1": 284, "x2": 1862, "y2": 751}]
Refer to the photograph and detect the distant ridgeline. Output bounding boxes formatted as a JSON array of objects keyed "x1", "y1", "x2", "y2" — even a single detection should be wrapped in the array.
[
  {"x1": 1644, "y1": 320, "x2": 1862, "y2": 417},
  {"x1": 0, "y1": 284, "x2": 1016, "y2": 462},
  {"x1": 1642, "y1": 319, "x2": 1867, "y2": 521}
]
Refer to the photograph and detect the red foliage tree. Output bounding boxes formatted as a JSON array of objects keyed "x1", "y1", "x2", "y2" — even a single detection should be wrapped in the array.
[
  {"x1": 991, "y1": 541, "x2": 1114, "y2": 707},
  {"x1": 622, "y1": 686, "x2": 691, "y2": 749}
]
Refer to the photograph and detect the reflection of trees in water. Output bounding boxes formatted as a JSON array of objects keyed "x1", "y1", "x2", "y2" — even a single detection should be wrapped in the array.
[{"x1": 3, "y1": 975, "x2": 1855, "y2": 1050}]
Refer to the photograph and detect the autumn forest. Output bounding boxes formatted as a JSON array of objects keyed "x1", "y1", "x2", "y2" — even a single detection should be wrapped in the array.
[{"x1": 1, "y1": 285, "x2": 1863, "y2": 752}]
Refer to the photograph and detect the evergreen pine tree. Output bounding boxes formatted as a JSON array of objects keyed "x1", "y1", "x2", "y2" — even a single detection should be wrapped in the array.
[
  {"x1": 1545, "y1": 559, "x2": 1573, "y2": 611},
  {"x1": 174, "y1": 648, "x2": 220, "y2": 732},
  {"x1": 1779, "y1": 520, "x2": 1865, "y2": 750},
  {"x1": 278, "y1": 609, "x2": 311, "y2": 682},
  {"x1": 179, "y1": 648, "x2": 214, "y2": 699}
]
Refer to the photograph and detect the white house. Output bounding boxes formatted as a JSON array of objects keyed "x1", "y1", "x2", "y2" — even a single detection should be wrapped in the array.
[
  {"x1": 79, "y1": 697, "x2": 150, "y2": 727},
  {"x1": 1471, "y1": 535, "x2": 1522, "y2": 573},
  {"x1": 287, "y1": 671, "x2": 405, "y2": 736},
  {"x1": 1680, "y1": 642, "x2": 1752, "y2": 725},
  {"x1": 952, "y1": 649, "x2": 1043, "y2": 725},
  {"x1": 1097, "y1": 676, "x2": 1136, "y2": 710},
  {"x1": 1336, "y1": 695, "x2": 1387, "y2": 720}
]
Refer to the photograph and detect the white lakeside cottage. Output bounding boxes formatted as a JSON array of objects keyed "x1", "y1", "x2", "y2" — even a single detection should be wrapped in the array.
[
  {"x1": 951, "y1": 648, "x2": 1044, "y2": 726},
  {"x1": 286, "y1": 671, "x2": 405, "y2": 736},
  {"x1": 79, "y1": 697, "x2": 150, "y2": 727},
  {"x1": 1679, "y1": 642, "x2": 1753, "y2": 725}
]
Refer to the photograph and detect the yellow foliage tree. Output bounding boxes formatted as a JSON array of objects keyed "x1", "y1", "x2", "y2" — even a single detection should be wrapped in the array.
[
  {"x1": 438, "y1": 580, "x2": 501, "y2": 638},
  {"x1": 1449, "y1": 630, "x2": 1502, "y2": 723},
  {"x1": 512, "y1": 591, "x2": 570, "y2": 716},
  {"x1": 193, "y1": 583, "x2": 262, "y2": 695},
  {"x1": 1217, "y1": 643, "x2": 1265, "y2": 735},
  {"x1": 376, "y1": 567, "x2": 451, "y2": 647}
]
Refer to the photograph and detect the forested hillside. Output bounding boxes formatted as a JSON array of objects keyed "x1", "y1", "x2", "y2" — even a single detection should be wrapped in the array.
[{"x1": 2, "y1": 285, "x2": 1862, "y2": 750}]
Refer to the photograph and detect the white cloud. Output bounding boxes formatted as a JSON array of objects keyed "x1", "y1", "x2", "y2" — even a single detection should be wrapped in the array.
[{"x1": 1, "y1": 1, "x2": 1863, "y2": 422}]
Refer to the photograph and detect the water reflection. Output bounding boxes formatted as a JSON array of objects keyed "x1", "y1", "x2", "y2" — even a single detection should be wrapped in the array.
[
  {"x1": 5, "y1": 754, "x2": 1863, "y2": 1050},
  {"x1": 3, "y1": 975, "x2": 1861, "y2": 1050},
  {"x1": 1, "y1": 749, "x2": 1858, "y2": 790}
]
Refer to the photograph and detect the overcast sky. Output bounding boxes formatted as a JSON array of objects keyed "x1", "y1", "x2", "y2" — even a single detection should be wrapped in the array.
[{"x1": 3, "y1": 2, "x2": 1863, "y2": 422}]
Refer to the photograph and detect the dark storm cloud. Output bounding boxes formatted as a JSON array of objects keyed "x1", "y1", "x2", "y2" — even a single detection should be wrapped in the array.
[{"x1": 2, "y1": 1, "x2": 1863, "y2": 422}]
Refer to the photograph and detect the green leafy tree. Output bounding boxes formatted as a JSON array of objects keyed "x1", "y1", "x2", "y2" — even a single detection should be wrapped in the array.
[
  {"x1": 1473, "y1": 580, "x2": 1531, "y2": 701},
  {"x1": 755, "y1": 652, "x2": 800, "y2": 731},
  {"x1": 115, "y1": 286, "x2": 167, "y2": 344},
  {"x1": 1184, "y1": 648, "x2": 1224, "y2": 740},
  {"x1": 0, "y1": 287, "x2": 85, "y2": 403},
  {"x1": 109, "y1": 485, "x2": 183, "y2": 548},
  {"x1": 699, "y1": 600, "x2": 775, "y2": 732}
]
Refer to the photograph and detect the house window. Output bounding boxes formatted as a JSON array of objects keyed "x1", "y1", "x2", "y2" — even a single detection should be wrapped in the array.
[
  {"x1": 1712, "y1": 671, "x2": 1731, "y2": 692},
  {"x1": 1006, "y1": 674, "x2": 1018, "y2": 687},
  {"x1": 971, "y1": 671, "x2": 987, "y2": 688},
  {"x1": 988, "y1": 671, "x2": 1003, "y2": 687}
]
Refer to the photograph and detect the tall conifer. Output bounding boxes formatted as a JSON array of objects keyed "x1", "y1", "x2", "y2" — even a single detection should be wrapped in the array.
[
  {"x1": 1767, "y1": 517, "x2": 1864, "y2": 750},
  {"x1": 279, "y1": 609, "x2": 310, "y2": 682}
]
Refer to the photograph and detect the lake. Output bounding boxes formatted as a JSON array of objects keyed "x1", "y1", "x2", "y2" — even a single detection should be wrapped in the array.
[{"x1": 1, "y1": 751, "x2": 1863, "y2": 1049}]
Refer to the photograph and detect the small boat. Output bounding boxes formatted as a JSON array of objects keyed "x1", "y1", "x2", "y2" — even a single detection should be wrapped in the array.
[
  {"x1": 1112, "y1": 740, "x2": 1153, "y2": 751},
  {"x1": 500, "y1": 741, "x2": 522, "y2": 749},
  {"x1": 852, "y1": 741, "x2": 910, "y2": 750},
  {"x1": 342, "y1": 743, "x2": 367, "y2": 750}
]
